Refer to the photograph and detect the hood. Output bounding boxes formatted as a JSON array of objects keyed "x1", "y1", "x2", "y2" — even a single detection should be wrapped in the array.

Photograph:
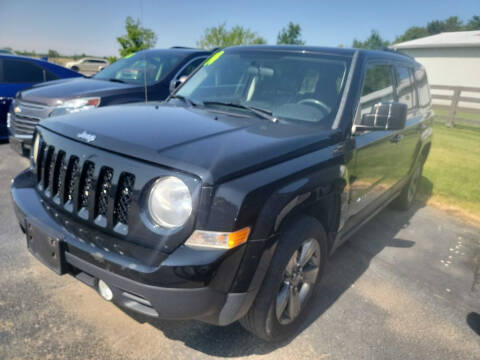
[
  {"x1": 18, "y1": 77, "x2": 138, "y2": 106},
  {"x1": 40, "y1": 104, "x2": 335, "y2": 185}
]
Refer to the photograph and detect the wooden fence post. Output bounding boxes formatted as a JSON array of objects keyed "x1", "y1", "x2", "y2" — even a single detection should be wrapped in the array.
[{"x1": 447, "y1": 88, "x2": 461, "y2": 127}]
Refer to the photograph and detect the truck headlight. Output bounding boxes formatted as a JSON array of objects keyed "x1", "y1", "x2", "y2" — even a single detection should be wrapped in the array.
[
  {"x1": 148, "y1": 177, "x2": 192, "y2": 228},
  {"x1": 49, "y1": 97, "x2": 100, "y2": 117}
]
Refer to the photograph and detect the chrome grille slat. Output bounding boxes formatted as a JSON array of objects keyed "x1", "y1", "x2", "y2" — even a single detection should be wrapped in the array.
[
  {"x1": 11, "y1": 100, "x2": 52, "y2": 137},
  {"x1": 14, "y1": 116, "x2": 40, "y2": 124}
]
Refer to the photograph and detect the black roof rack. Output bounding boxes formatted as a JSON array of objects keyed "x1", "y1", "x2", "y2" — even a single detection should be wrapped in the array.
[{"x1": 381, "y1": 47, "x2": 414, "y2": 59}]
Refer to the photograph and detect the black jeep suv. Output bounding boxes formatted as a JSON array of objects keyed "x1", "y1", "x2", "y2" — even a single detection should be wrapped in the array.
[{"x1": 11, "y1": 46, "x2": 433, "y2": 341}]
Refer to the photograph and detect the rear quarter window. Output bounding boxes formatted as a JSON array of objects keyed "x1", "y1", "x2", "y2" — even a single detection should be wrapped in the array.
[
  {"x1": 394, "y1": 66, "x2": 415, "y2": 110},
  {"x1": 415, "y1": 68, "x2": 431, "y2": 108}
]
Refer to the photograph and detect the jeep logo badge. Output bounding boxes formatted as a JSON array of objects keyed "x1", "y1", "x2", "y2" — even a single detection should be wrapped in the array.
[{"x1": 77, "y1": 131, "x2": 96, "y2": 143}]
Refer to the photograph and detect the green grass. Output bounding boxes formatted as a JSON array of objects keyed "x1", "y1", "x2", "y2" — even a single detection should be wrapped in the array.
[{"x1": 419, "y1": 121, "x2": 480, "y2": 220}]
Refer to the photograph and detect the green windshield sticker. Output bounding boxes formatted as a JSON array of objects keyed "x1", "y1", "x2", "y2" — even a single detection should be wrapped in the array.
[
  {"x1": 124, "y1": 53, "x2": 135, "y2": 59},
  {"x1": 203, "y1": 50, "x2": 224, "y2": 66}
]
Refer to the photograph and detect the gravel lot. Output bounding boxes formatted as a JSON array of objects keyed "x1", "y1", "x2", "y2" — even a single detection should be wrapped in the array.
[{"x1": 1, "y1": 141, "x2": 479, "y2": 359}]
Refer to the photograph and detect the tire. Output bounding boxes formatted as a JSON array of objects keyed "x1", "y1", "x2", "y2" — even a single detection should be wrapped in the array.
[
  {"x1": 240, "y1": 215, "x2": 328, "y2": 341},
  {"x1": 71, "y1": 66, "x2": 79, "y2": 72},
  {"x1": 392, "y1": 161, "x2": 423, "y2": 211}
]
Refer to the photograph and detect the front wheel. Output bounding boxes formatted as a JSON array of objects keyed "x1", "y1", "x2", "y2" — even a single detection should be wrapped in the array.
[
  {"x1": 240, "y1": 215, "x2": 327, "y2": 341},
  {"x1": 393, "y1": 162, "x2": 423, "y2": 210}
]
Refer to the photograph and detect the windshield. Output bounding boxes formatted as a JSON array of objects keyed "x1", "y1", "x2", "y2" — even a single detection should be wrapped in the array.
[
  {"x1": 94, "y1": 51, "x2": 183, "y2": 85},
  {"x1": 175, "y1": 50, "x2": 351, "y2": 126}
]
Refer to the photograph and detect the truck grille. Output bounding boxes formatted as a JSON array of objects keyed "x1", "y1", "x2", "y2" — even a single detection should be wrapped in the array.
[
  {"x1": 10, "y1": 100, "x2": 51, "y2": 137},
  {"x1": 36, "y1": 138, "x2": 136, "y2": 234}
]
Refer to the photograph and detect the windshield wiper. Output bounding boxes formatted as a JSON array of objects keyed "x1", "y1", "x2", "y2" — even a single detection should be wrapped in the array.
[
  {"x1": 107, "y1": 78, "x2": 126, "y2": 83},
  {"x1": 169, "y1": 94, "x2": 198, "y2": 107},
  {"x1": 202, "y1": 101, "x2": 277, "y2": 122}
]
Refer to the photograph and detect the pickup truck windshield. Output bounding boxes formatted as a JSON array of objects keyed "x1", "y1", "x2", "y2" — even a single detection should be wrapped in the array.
[
  {"x1": 94, "y1": 52, "x2": 182, "y2": 85},
  {"x1": 176, "y1": 50, "x2": 351, "y2": 126}
]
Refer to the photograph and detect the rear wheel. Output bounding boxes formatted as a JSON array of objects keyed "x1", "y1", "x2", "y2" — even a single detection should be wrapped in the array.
[
  {"x1": 240, "y1": 215, "x2": 327, "y2": 341},
  {"x1": 71, "y1": 66, "x2": 79, "y2": 72}
]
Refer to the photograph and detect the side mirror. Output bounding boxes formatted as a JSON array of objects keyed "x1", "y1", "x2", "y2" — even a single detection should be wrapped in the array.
[
  {"x1": 357, "y1": 102, "x2": 407, "y2": 131},
  {"x1": 169, "y1": 75, "x2": 188, "y2": 93}
]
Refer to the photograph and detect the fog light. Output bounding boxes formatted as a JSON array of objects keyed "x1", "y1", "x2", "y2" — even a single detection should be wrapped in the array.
[{"x1": 98, "y1": 279, "x2": 113, "y2": 301}]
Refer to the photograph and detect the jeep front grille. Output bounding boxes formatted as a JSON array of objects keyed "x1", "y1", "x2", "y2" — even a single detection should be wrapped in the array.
[{"x1": 35, "y1": 138, "x2": 135, "y2": 233}]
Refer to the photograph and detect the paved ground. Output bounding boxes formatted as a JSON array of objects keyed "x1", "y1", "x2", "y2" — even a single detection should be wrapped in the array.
[{"x1": 1, "y1": 142, "x2": 479, "y2": 360}]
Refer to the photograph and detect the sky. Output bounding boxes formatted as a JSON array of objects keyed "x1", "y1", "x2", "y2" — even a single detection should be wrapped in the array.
[{"x1": 0, "y1": 0, "x2": 478, "y2": 57}]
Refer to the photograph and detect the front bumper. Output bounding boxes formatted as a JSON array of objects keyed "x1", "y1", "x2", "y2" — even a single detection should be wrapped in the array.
[{"x1": 11, "y1": 170, "x2": 262, "y2": 325}]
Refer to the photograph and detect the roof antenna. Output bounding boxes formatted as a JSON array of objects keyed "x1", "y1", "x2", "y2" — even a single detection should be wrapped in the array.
[{"x1": 140, "y1": 0, "x2": 148, "y2": 103}]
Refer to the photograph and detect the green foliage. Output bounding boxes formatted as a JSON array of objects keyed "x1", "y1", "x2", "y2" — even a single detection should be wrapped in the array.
[
  {"x1": 47, "y1": 49, "x2": 60, "y2": 58},
  {"x1": 427, "y1": 16, "x2": 463, "y2": 34},
  {"x1": 352, "y1": 30, "x2": 390, "y2": 50},
  {"x1": 394, "y1": 15, "x2": 480, "y2": 44},
  {"x1": 117, "y1": 16, "x2": 157, "y2": 57},
  {"x1": 106, "y1": 56, "x2": 118, "y2": 64},
  {"x1": 420, "y1": 120, "x2": 480, "y2": 218},
  {"x1": 277, "y1": 22, "x2": 305, "y2": 45},
  {"x1": 197, "y1": 23, "x2": 267, "y2": 49},
  {"x1": 395, "y1": 26, "x2": 430, "y2": 43},
  {"x1": 466, "y1": 15, "x2": 480, "y2": 30},
  {"x1": 16, "y1": 50, "x2": 37, "y2": 57}
]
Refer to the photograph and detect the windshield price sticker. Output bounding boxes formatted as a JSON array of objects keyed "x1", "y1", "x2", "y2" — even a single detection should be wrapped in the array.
[{"x1": 203, "y1": 51, "x2": 224, "y2": 66}]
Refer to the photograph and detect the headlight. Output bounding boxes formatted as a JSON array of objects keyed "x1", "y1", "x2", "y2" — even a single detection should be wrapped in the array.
[
  {"x1": 32, "y1": 132, "x2": 40, "y2": 167},
  {"x1": 148, "y1": 177, "x2": 192, "y2": 228},
  {"x1": 49, "y1": 97, "x2": 100, "y2": 117}
]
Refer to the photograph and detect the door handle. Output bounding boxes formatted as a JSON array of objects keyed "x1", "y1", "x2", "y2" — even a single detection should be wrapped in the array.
[{"x1": 390, "y1": 134, "x2": 403, "y2": 143}]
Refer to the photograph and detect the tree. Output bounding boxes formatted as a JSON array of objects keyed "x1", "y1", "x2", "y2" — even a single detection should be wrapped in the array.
[
  {"x1": 107, "y1": 56, "x2": 118, "y2": 64},
  {"x1": 466, "y1": 15, "x2": 480, "y2": 30},
  {"x1": 47, "y1": 49, "x2": 60, "y2": 58},
  {"x1": 426, "y1": 16, "x2": 463, "y2": 35},
  {"x1": 117, "y1": 16, "x2": 157, "y2": 57},
  {"x1": 352, "y1": 30, "x2": 390, "y2": 50},
  {"x1": 277, "y1": 22, "x2": 305, "y2": 45},
  {"x1": 197, "y1": 23, "x2": 266, "y2": 49},
  {"x1": 393, "y1": 15, "x2": 480, "y2": 44},
  {"x1": 394, "y1": 26, "x2": 430, "y2": 43}
]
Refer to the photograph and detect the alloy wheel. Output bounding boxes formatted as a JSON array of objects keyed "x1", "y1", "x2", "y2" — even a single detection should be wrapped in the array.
[
  {"x1": 407, "y1": 166, "x2": 421, "y2": 203},
  {"x1": 275, "y1": 238, "x2": 321, "y2": 325}
]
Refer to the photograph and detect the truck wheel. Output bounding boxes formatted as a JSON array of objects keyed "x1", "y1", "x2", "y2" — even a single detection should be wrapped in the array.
[
  {"x1": 71, "y1": 66, "x2": 79, "y2": 72},
  {"x1": 240, "y1": 215, "x2": 327, "y2": 341},
  {"x1": 393, "y1": 162, "x2": 423, "y2": 211}
]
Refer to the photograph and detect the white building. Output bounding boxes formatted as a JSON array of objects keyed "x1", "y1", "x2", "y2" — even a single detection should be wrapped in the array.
[{"x1": 391, "y1": 31, "x2": 480, "y2": 88}]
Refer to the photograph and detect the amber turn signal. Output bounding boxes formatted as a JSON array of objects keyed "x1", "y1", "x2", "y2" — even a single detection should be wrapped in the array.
[{"x1": 185, "y1": 227, "x2": 251, "y2": 249}]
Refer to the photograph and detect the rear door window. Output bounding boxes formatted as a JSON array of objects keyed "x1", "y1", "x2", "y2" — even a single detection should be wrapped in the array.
[
  {"x1": 415, "y1": 68, "x2": 431, "y2": 108},
  {"x1": 395, "y1": 66, "x2": 415, "y2": 110},
  {"x1": 3, "y1": 59, "x2": 44, "y2": 83}
]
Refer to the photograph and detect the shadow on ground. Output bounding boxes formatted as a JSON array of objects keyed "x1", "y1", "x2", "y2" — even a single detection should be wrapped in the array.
[
  {"x1": 467, "y1": 313, "x2": 480, "y2": 336},
  {"x1": 119, "y1": 177, "x2": 434, "y2": 357}
]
